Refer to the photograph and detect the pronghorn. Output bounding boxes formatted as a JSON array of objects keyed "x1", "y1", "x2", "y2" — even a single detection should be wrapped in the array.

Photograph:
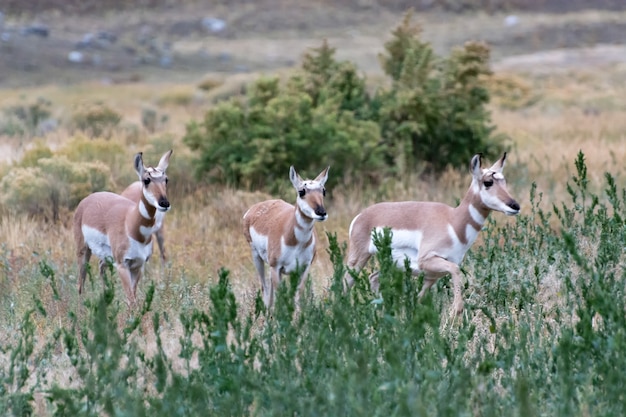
[
  {"x1": 243, "y1": 166, "x2": 330, "y2": 309},
  {"x1": 121, "y1": 181, "x2": 167, "y2": 264},
  {"x1": 345, "y1": 153, "x2": 520, "y2": 314},
  {"x1": 73, "y1": 150, "x2": 172, "y2": 305}
]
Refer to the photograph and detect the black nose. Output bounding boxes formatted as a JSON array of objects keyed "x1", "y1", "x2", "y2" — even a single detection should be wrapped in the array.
[
  {"x1": 159, "y1": 197, "x2": 170, "y2": 209},
  {"x1": 315, "y1": 206, "x2": 326, "y2": 217},
  {"x1": 509, "y1": 200, "x2": 520, "y2": 211}
]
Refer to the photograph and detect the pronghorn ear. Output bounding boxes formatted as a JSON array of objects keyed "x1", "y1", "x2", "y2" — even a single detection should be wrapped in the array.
[
  {"x1": 289, "y1": 166, "x2": 303, "y2": 189},
  {"x1": 134, "y1": 152, "x2": 145, "y2": 178},
  {"x1": 157, "y1": 149, "x2": 173, "y2": 172},
  {"x1": 489, "y1": 152, "x2": 507, "y2": 173},
  {"x1": 470, "y1": 154, "x2": 482, "y2": 179},
  {"x1": 315, "y1": 166, "x2": 330, "y2": 187}
]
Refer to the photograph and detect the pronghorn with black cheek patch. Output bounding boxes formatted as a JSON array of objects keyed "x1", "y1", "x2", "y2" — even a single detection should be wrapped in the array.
[
  {"x1": 345, "y1": 153, "x2": 520, "y2": 315},
  {"x1": 73, "y1": 150, "x2": 172, "y2": 305},
  {"x1": 243, "y1": 166, "x2": 330, "y2": 309}
]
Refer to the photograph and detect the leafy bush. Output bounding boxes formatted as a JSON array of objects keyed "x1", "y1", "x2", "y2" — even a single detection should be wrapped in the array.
[
  {"x1": 0, "y1": 156, "x2": 110, "y2": 222},
  {"x1": 2, "y1": 153, "x2": 626, "y2": 416},
  {"x1": 0, "y1": 97, "x2": 53, "y2": 137},
  {"x1": 377, "y1": 12, "x2": 501, "y2": 173},
  {"x1": 57, "y1": 136, "x2": 128, "y2": 182},
  {"x1": 70, "y1": 103, "x2": 122, "y2": 138},
  {"x1": 18, "y1": 141, "x2": 54, "y2": 167},
  {"x1": 141, "y1": 107, "x2": 170, "y2": 133},
  {"x1": 184, "y1": 12, "x2": 502, "y2": 190},
  {"x1": 185, "y1": 42, "x2": 383, "y2": 190}
]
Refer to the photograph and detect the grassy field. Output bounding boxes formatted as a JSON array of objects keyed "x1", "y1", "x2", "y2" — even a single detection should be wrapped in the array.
[{"x1": 1, "y1": 4, "x2": 626, "y2": 416}]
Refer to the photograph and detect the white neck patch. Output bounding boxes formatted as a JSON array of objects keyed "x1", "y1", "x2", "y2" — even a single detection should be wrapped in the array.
[
  {"x1": 468, "y1": 204, "x2": 486, "y2": 225},
  {"x1": 139, "y1": 200, "x2": 151, "y2": 219}
]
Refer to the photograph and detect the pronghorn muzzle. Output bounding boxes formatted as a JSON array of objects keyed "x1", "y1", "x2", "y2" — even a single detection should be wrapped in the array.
[
  {"x1": 507, "y1": 199, "x2": 520, "y2": 213},
  {"x1": 158, "y1": 196, "x2": 171, "y2": 212},
  {"x1": 315, "y1": 204, "x2": 327, "y2": 218}
]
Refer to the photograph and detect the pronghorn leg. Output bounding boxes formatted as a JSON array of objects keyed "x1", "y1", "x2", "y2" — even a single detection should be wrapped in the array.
[
  {"x1": 98, "y1": 259, "x2": 109, "y2": 289},
  {"x1": 77, "y1": 245, "x2": 91, "y2": 295},
  {"x1": 417, "y1": 278, "x2": 437, "y2": 298},
  {"x1": 295, "y1": 265, "x2": 311, "y2": 308},
  {"x1": 116, "y1": 266, "x2": 137, "y2": 306},
  {"x1": 155, "y1": 229, "x2": 166, "y2": 264},
  {"x1": 368, "y1": 271, "x2": 380, "y2": 294},
  {"x1": 344, "y1": 252, "x2": 372, "y2": 291},
  {"x1": 251, "y1": 251, "x2": 270, "y2": 306},
  {"x1": 268, "y1": 267, "x2": 281, "y2": 309},
  {"x1": 130, "y1": 266, "x2": 143, "y2": 303},
  {"x1": 419, "y1": 256, "x2": 464, "y2": 315},
  {"x1": 343, "y1": 271, "x2": 356, "y2": 292}
]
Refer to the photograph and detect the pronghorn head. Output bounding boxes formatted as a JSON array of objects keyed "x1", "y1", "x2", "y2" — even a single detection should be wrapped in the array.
[
  {"x1": 470, "y1": 152, "x2": 520, "y2": 216},
  {"x1": 289, "y1": 165, "x2": 330, "y2": 222},
  {"x1": 134, "y1": 150, "x2": 172, "y2": 213}
]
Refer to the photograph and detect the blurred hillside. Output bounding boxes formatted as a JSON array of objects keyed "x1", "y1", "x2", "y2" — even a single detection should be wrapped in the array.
[
  {"x1": 0, "y1": 0, "x2": 625, "y2": 88},
  {"x1": 2, "y1": 0, "x2": 625, "y2": 15}
]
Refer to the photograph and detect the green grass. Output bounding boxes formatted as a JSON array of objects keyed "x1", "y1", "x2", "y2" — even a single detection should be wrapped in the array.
[{"x1": 1, "y1": 151, "x2": 625, "y2": 416}]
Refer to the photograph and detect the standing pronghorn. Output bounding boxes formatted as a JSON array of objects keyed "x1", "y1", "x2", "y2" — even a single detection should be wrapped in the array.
[
  {"x1": 121, "y1": 181, "x2": 167, "y2": 264},
  {"x1": 345, "y1": 153, "x2": 520, "y2": 314},
  {"x1": 243, "y1": 166, "x2": 330, "y2": 309},
  {"x1": 73, "y1": 150, "x2": 172, "y2": 305}
]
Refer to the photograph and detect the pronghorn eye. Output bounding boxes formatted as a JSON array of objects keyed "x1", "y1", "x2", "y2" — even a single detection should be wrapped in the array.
[
  {"x1": 298, "y1": 189, "x2": 306, "y2": 198},
  {"x1": 483, "y1": 180, "x2": 494, "y2": 187},
  {"x1": 143, "y1": 178, "x2": 151, "y2": 186},
  {"x1": 322, "y1": 188, "x2": 326, "y2": 197},
  {"x1": 165, "y1": 177, "x2": 169, "y2": 184}
]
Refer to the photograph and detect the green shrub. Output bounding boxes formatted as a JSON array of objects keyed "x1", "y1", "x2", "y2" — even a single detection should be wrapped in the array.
[
  {"x1": 377, "y1": 12, "x2": 501, "y2": 173},
  {"x1": 185, "y1": 44, "x2": 383, "y2": 190},
  {"x1": 3, "y1": 153, "x2": 625, "y2": 415},
  {"x1": 58, "y1": 136, "x2": 127, "y2": 183},
  {"x1": 18, "y1": 140, "x2": 54, "y2": 167},
  {"x1": 0, "y1": 97, "x2": 52, "y2": 137},
  {"x1": 70, "y1": 103, "x2": 122, "y2": 138},
  {"x1": 184, "y1": 12, "x2": 503, "y2": 190},
  {"x1": 0, "y1": 156, "x2": 110, "y2": 221}
]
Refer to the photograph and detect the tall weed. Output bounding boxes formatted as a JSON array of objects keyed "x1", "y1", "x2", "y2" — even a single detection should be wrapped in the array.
[{"x1": 0, "y1": 152, "x2": 625, "y2": 416}]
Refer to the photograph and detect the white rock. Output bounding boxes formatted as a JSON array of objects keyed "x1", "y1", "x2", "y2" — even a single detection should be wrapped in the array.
[{"x1": 68, "y1": 50, "x2": 84, "y2": 63}]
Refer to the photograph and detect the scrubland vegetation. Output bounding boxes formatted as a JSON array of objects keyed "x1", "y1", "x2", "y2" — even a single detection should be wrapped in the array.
[{"x1": 1, "y1": 6, "x2": 626, "y2": 417}]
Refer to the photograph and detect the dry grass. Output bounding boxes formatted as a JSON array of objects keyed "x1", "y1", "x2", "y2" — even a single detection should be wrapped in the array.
[
  {"x1": 2, "y1": 57, "x2": 625, "y2": 315},
  {"x1": 0, "y1": 13, "x2": 625, "y2": 402}
]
